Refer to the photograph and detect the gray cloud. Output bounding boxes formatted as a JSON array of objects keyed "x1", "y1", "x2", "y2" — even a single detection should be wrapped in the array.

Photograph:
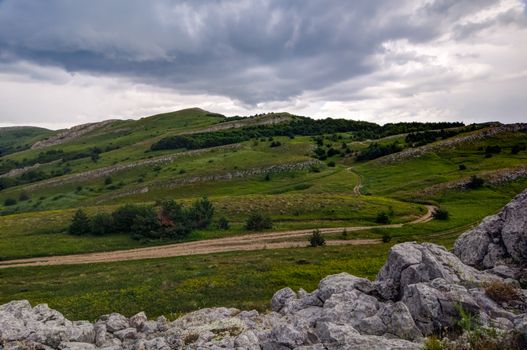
[{"x1": 0, "y1": 0, "x2": 526, "y2": 126}]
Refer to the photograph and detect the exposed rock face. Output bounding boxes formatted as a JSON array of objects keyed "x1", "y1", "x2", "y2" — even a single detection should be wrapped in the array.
[
  {"x1": 31, "y1": 120, "x2": 117, "y2": 150},
  {"x1": 454, "y1": 188, "x2": 527, "y2": 272},
  {"x1": 2, "y1": 241, "x2": 525, "y2": 349}
]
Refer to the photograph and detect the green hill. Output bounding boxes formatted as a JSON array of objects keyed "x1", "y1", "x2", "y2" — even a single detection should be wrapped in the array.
[{"x1": 0, "y1": 108, "x2": 526, "y2": 319}]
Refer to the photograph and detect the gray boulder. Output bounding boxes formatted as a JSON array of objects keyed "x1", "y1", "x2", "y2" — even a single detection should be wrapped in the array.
[
  {"x1": 376, "y1": 242, "x2": 493, "y2": 300},
  {"x1": 454, "y1": 188, "x2": 527, "y2": 269}
]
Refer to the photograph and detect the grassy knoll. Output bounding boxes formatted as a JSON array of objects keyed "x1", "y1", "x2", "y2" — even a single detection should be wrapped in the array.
[{"x1": 0, "y1": 243, "x2": 390, "y2": 320}]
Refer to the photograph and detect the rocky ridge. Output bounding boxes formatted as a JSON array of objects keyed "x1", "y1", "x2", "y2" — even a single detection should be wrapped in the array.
[
  {"x1": 1, "y1": 190, "x2": 527, "y2": 349},
  {"x1": 31, "y1": 120, "x2": 117, "y2": 150}
]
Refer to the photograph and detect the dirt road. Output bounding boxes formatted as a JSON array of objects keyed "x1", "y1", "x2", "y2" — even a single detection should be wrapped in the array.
[{"x1": 0, "y1": 205, "x2": 436, "y2": 269}]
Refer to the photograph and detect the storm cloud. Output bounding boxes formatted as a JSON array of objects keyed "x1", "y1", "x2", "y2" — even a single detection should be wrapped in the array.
[{"x1": 0, "y1": 0, "x2": 525, "y2": 128}]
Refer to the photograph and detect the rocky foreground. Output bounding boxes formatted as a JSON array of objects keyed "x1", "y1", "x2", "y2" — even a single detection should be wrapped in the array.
[{"x1": 1, "y1": 189, "x2": 527, "y2": 350}]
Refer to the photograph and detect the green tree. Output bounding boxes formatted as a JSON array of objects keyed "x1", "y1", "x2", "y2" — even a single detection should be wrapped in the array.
[
  {"x1": 69, "y1": 209, "x2": 91, "y2": 235},
  {"x1": 112, "y1": 204, "x2": 147, "y2": 232},
  {"x1": 130, "y1": 207, "x2": 161, "y2": 240},
  {"x1": 189, "y1": 197, "x2": 214, "y2": 229}
]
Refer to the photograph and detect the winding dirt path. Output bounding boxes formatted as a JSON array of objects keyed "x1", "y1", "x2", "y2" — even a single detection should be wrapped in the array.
[{"x1": 0, "y1": 205, "x2": 436, "y2": 269}]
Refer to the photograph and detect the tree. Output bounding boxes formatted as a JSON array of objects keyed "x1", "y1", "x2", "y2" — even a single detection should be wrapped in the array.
[
  {"x1": 90, "y1": 213, "x2": 115, "y2": 235},
  {"x1": 159, "y1": 200, "x2": 192, "y2": 239},
  {"x1": 112, "y1": 204, "x2": 148, "y2": 232},
  {"x1": 245, "y1": 211, "x2": 273, "y2": 230},
  {"x1": 130, "y1": 207, "x2": 161, "y2": 240},
  {"x1": 69, "y1": 209, "x2": 91, "y2": 235},
  {"x1": 309, "y1": 229, "x2": 326, "y2": 247},
  {"x1": 188, "y1": 197, "x2": 214, "y2": 229}
]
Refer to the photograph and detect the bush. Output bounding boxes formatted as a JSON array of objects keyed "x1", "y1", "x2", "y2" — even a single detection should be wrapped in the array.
[
  {"x1": 375, "y1": 211, "x2": 391, "y2": 224},
  {"x1": 423, "y1": 337, "x2": 444, "y2": 350},
  {"x1": 485, "y1": 145, "x2": 501, "y2": 154},
  {"x1": 382, "y1": 233, "x2": 392, "y2": 243},
  {"x1": 458, "y1": 164, "x2": 466, "y2": 170},
  {"x1": 18, "y1": 192, "x2": 30, "y2": 201},
  {"x1": 157, "y1": 200, "x2": 192, "y2": 239},
  {"x1": 218, "y1": 217, "x2": 230, "y2": 230},
  {"x1": 3, "y1": 198, "x2": 17, "y2": 206},
  {"x1": 327, "y1": 161, "x2": 336, "y2": 167},
  {"x1": 270, "y1": 141, "x2": 282, "y2": 148},
  {"x1": 245, "y1": 212, "x2": 273, "y2": 230},
  {"x1": 90, "y1": 213, "x2": 114, "y2": 236},
  {"x1": 484, "y1": 280, "x2": 521, "y2": 303},
  {"x1": 308, "y1": 229, "x2": 326, "y2": 247},
  {"x1": 433, "y1": 207, "x2": 449, "y2": 220},
  {"x1": 104, "y1": 176, "x2": 113, "y2": 185},
  {"x1": 69, "y1": 209, "x2": 91, "y2": 235},
  {"x1": 467, "y1": 175, "x2": 485, "y2": 189}
]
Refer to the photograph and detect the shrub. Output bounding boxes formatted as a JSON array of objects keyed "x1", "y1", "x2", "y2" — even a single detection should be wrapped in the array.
[
  {"x1": 309, "y1": 229, "x2": 326, "y2": 247},
  {"x1": 104, "y1": 176, "x2": 113, "y2": 185},
  {"x1": 245, "y1": 212, "x2": 273, "y2": 230},
  {"x1": 69, "y1": 209, "x2": 91, "y2": 235},
  {"x1": 270, "y1": 141, "x2": 282, "y2": 147},
  {"x1": 327, "y1": 161, "x2": 336, "y2": 167},
  {"x1": 90, "y1": 213, "x2": 114, "y2": 236},
  {"x1": 218, "y1": 217, "x2": 230, "y2": 230},
  {"x1": 458, "y1": 164, "x2": 466, "y2": 170},
  {"x1": 4, "y1": 198, "x2": 17, "y2": 206},
  {"x1": 375, "y1": 211, "x2": 391, "y2": 224},
  {"x1": 382, "y1": 233, "x2": 392, "y2": 243},
  {"x1": 485, "y1": 145, "x2": 501, "y2": 154},
  {"x1": 326, "y1": 147, "x2": 340, "y2": 157},
  {"x1": 18, "y1": 192, "x2": 30, "y2": 201},
  {"x1": 467, "y1": 175, "x2": 485, "y2": 189},
  {"x1": 484, "y1": 280, "x2": 521, "y2": 303},
  {"x1": 433, "y1": 207, "x2": 449, "y2": 220},
  {"x1": 423, "y1": 337, "x2": 444, "y2": 350}
]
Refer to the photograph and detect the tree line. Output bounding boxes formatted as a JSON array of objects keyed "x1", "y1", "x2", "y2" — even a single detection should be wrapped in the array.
[{"x1": 151, "y1": 118, "x2": 464, "y2": 151}]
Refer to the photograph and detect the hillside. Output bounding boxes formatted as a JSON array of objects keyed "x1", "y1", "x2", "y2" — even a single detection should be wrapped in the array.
[
  {"x1": 0, "y1": 109, "x2": 526, "y2": 336},
  {"x1": 0, "y1": 126, "x2": 52, "y2": 156}
]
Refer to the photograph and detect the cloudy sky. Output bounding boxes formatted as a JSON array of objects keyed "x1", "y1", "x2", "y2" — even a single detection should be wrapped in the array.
[{"x1": 0, "y1": 0, "x2": 526, "y2": 129}]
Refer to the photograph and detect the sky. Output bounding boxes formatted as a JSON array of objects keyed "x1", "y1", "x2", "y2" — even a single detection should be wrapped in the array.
[{"x1": 0, "y1": 0, "x2": 526, "y2": 129}]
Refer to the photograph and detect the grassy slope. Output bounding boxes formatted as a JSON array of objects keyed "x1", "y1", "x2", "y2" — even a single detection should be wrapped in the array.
[
  {"x1": 0, "y1": 126, "x2": 53, "y2": 155},
  {"x1": 0, "y1": 113, "x2": 526, "y2": 320}
]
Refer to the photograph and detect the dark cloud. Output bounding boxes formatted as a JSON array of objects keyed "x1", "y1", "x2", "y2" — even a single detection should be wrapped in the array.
[{"x1": 1, "y1": 0, "x2": 517, "y2": 105}]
